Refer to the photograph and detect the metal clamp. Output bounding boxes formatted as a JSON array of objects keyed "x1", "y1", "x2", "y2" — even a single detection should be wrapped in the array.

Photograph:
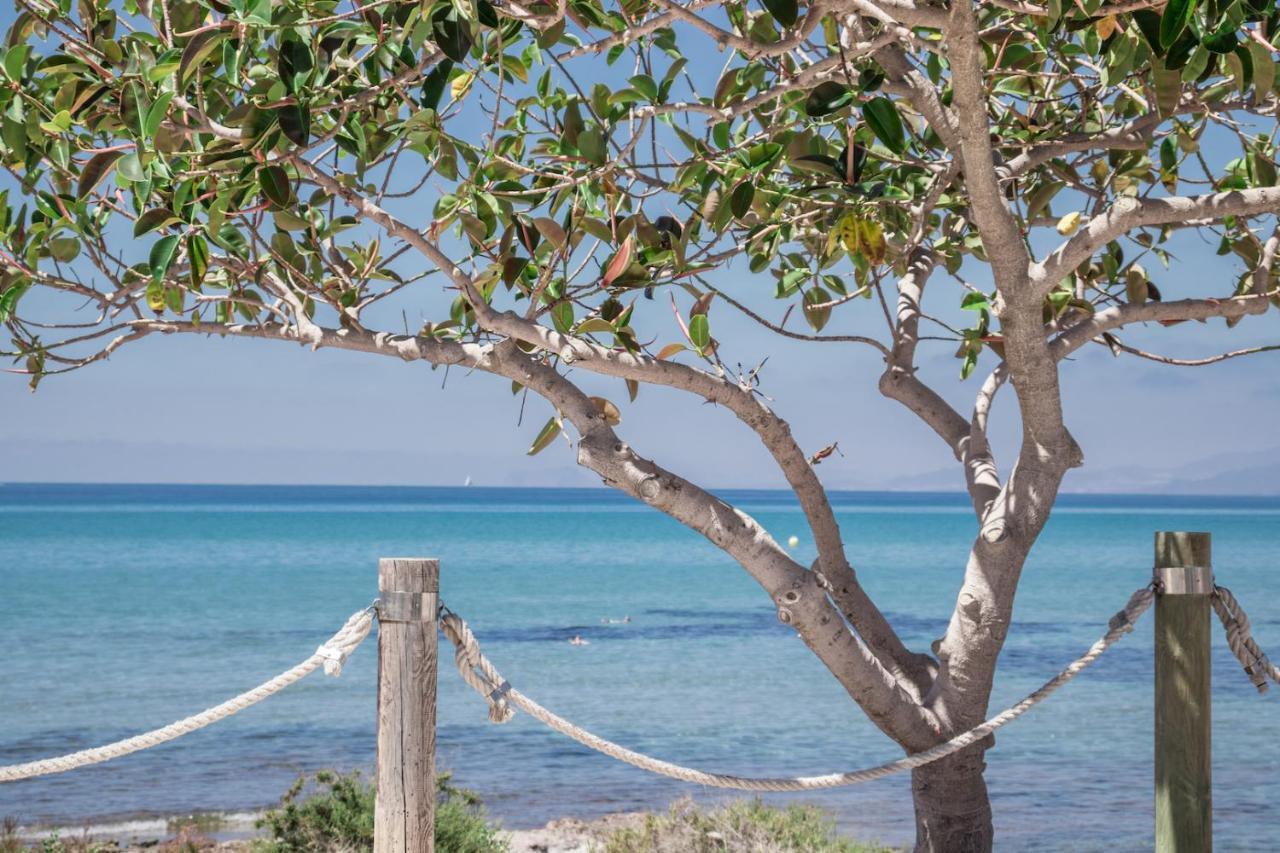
[
  {"x1": 377, "y1": 591, "x2": 439, "y2": 622},
  {"x1": 1153, "y1": 565, "x2": 1214, "y2": 595}
]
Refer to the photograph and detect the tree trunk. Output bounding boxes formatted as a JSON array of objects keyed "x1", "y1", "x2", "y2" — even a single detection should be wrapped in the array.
[{"x1": 909, "y1": 747, "x2": 993, "y2": 852}]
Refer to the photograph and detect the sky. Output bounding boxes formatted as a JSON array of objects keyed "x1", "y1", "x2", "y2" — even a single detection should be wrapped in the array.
[
  {"x1": 3, "y1": 11, "x2": 1280, "y2": 494},
  {"x1": 5, "y1": 250, "x2": 1279, "y2": 494}
]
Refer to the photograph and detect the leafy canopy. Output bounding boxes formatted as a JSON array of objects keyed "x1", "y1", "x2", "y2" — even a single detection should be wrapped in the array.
[{"x1": 1, "y1": 0, "x2": 1278, "y2": 394}]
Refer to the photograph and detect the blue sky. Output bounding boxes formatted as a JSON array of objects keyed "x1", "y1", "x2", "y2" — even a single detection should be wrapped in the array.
[
  {"x1": 5, "y1": 240, "x2": 1279, "y2": 494},
  {"x1": 3, "y1": 10, "x2": 1279, "y2": 494}
]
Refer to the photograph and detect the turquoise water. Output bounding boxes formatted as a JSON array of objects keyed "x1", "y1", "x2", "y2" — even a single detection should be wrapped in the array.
[{"x1": 1, "y1": 484, "x2": 1277, "y2": 850}]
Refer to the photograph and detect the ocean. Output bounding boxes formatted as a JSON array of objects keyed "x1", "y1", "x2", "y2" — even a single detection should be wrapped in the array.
[{"x1": 1, "y1": 484, "x2": 1277, "y2": 850}]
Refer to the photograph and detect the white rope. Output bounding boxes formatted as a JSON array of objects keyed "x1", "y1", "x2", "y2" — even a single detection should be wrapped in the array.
[
  {"x1": 0, "y1": 606, "x2": 376, "y2": 783},
  {"x1": 438, "y1": 587, "x2": 1156, "y2": 792},
  {"x1": 1212, "y1": 585, "x2": 1280, "y2": 694}
]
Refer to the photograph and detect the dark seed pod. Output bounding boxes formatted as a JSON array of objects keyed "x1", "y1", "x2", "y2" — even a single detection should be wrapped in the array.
[{"x1": 654, "y1": 215, "x2": 683, "y2": 239}]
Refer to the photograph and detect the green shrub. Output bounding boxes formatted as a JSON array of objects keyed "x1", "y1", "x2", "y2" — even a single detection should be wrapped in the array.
[
  {"x1": 252, "y1": 770, "x2": 506, "y2": 853},
  {"x1": 598, "y1": 798, "x2": 893, "y2": 853}
]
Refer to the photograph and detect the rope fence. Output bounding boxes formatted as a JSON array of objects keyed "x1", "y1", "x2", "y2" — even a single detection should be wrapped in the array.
[
  {"x1": 438, "y1": 586, "x2": 1158, "y2": 791},
  {"x1": 0, "y1": 583, "x2": 1273, "y2": 788}
]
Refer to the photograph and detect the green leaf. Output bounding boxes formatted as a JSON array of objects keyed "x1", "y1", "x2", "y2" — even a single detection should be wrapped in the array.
[
  {"x1": 1249, "y1": 42, "x2": 1275, "y2": 99},
  {"x1": 149, "y1": 235, "x2": 181, "y2": 281},
  {"x1": 421, "y1": 59, "x2": 454, "y2": 110},
  {"x1": 527, "y1": 416, "x2": 562, "y2": 455},
  {"x1": 259, "y1": 165, "x2": 293, "y2": 207},
  {"x1": 0, "y1": 279, "x2": 30, "y2": 323},
  {"x1": 862, "y1": 97, "x2": 906, "y2": 155},
  {"x1": 777, "y1": 268, "x2": 808, "y2": 298},
  {"x1": 144, "y1": 92, "x2": 174, "y2": 138},
  {"x1": 178, "y1": 29, "x2": 226, "y2": 88},
  {"x1": 575, "y1": 317, "x2": 614, "y2": 334},
  {"x1": 628, "y1": 74, "x2": 658, "y2": 101},
  {"x1": 1153, "y1": 58, "x2": 1182, "y2": 117},
  {"x1": 278, "y1": 104, "x2": 309, "y2": 147},
  {"x1": 578, "y1": 127, "x2": 606, "y2": 165},
  {"x1": 551, "y1": 300, "x2": 574, "y2": 333},
  {"x1": 730, "y1": 180, "x2": 754, "y2": 219},
  {"x1": 188, "y1": 234, "x2": 209, "y2": 290},
  {"x1": 132, "y1": 208, "x2": 179, "y2": 239},
  {"x1": 1159, "y1": 0, "x2": 1196, "y2": 50},
  {"x1": 1201, "y1": 21, "x2": 1239, "y2": 54},
  {"x1": 48, "y1": 237, "x2": 79, "y2": 262},
  {"x1": 804, "y1": 81, "x2": 853, "y2": 117},
  {"x1": 432, "y1": 7, "x2": 474, "y2": 63},
  {"x1": 1133, "y1": 10, "x2": 1164, "y2": 54},
  {"x1": 802, "y1": 287, "x2": 832, "y2": 332},
  {"x1": 76, "y1": 150, "x2": 124, "y2": 198},
  {"x1": 278, "y1": 37, "x2": 314, "y2": 93},
  {"x1": 762, "y1": 0, "x2": 798, "y2": 27},
  {"x1": 117, "y1": 152, "x2": 146, "y2": 183},
  {"x1": 688, "y1": 313, "x2": 710, "y2": 351}
]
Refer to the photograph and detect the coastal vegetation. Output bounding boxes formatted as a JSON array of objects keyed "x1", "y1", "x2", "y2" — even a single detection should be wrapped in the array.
[
  {"x1": 252, "y1": 771, "x2": 504, "y2": 853},
  {"x1": 5, "y1": 0, "x2": 1280, "y2": 847},
  {"x1": 1, "y1": 780, "x2": 892, "y2": 852},
  {"x1": 600, "y1": 798, "x2": 893, "y2": 853}
]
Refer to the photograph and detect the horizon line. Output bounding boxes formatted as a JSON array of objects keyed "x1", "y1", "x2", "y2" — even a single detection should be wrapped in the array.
[{"x1": 4, "y1": 480, "x2": 1280, "y2": 500}]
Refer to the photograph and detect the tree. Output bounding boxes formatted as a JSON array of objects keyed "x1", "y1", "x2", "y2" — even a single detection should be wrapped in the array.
[{"x1": 2, "y1": 0, "x2": 1278, "y2": 847}]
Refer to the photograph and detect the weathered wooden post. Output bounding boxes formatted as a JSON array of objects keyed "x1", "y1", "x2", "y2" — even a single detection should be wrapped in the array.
[
  {"x1": 375, "y1": 558, "x2": 439, "y2": 853},
  {"x1": 1153, "y1": 532, "x2": 1213, "y2": 852}
]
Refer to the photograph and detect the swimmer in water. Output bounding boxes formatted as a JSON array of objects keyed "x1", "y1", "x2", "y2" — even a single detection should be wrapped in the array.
[{"x1": 569, "y1": 635, "x2": 589, "y2": 646}]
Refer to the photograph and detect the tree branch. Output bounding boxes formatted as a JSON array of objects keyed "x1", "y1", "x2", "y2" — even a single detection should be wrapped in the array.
[
  {"x1": 131, "y1": 317, "x2": 942, "y2": 748},
  {"x1": 1033, "y1": 188, "x2": 1280, "y2": 296}
]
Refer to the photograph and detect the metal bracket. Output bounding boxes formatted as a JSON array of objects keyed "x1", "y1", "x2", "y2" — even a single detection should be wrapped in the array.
[
  {"x1": 1153, "y1": 565, "x2": 1214, "y2": 595},
  {"x1": 377, "y1": 591, "x2": 439, "y2": 622}
]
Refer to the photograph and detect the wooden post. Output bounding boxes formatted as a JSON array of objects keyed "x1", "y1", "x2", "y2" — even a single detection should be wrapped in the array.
[
  {"x1": 1154, "y1": 532, "x2": 1213, "y2": 853},
  {"x1": 375, "y1": 558, "x2": 439, "y2": 853}
]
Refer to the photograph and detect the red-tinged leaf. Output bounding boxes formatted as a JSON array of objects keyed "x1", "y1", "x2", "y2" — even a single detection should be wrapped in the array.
[
  {"x1": 656, "y1": 342, "x2": 686, "y2": 360},
  {"x1": 602, "y1": 234, "x2": 634, "y2": 287},
  {"x1": 808, "y1": 441, "x2": 841, "y2": 465},
  {"x1": 1158, "y1": 318, "x2": 1188, "y2": 327},
  {"x1": 690, "y1": 292, "x2": 714, "y2": 316},
  {"x1": 669, "y1": 292, "x2": 693, "y2": 343},
  {"x1": 178, "y1": 29, "x2": 226, "y2": 88},
  {"x1": 76, "y1": 150, "x2": 124, "y2": 199}
]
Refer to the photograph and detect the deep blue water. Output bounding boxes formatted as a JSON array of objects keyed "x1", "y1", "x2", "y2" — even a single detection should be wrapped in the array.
[{"x1": 1, "y1": 483, "x2": 1277, "y2": 850}]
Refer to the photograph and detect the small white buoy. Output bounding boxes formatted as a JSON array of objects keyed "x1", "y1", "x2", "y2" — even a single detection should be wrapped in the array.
[{"x1": 787, "y1": 535, "x2": 800, "y2": 548}]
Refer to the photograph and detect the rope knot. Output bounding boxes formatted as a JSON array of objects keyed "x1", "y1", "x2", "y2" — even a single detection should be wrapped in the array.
[
  {"x1": 440, "y1": 611, "x2": 517, "y2": 724},
  {"x1": 314, "y1": 609, "x2": 376, "y2": 677},
  {"x1": 1212, "y1": 585, "x2": 1277, "y2": 694}
]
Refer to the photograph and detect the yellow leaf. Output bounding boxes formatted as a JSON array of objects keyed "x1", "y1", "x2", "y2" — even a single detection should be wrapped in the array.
[
  {"x1": 589, "y1": 396, "x2": 622, "y2": 426},
  {"x1": 449, "y1": 71, "x2": 475, "y2": 103},
  {"x1": 857, "y1": 218, "x2": 886, "y2": 265},
  {"x1": 1095, "y1": 15, "x2": 1117, "y2": 39},
  {"x1": 838, "y1": 214, "x2": 861, "y2": 254},
  {"x1": 1056, "y1": 211, "x2": 1082, "y2": 236},
  {"x1": 656, "y1": 342, "x2": 686, "y2": 360}
]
